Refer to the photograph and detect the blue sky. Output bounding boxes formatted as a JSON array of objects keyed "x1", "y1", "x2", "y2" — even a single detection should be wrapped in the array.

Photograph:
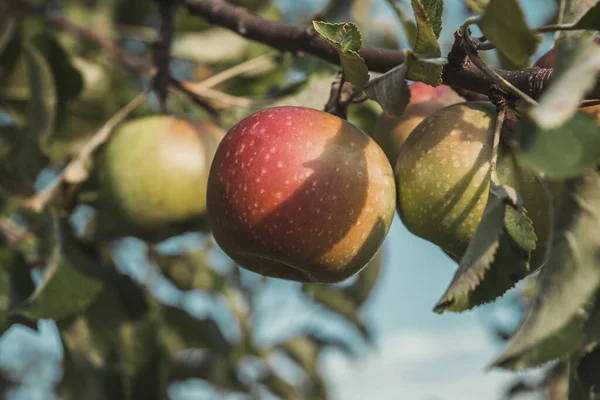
[{"x1": 0, "y1": 1, "x2": 559, "y2": 399}]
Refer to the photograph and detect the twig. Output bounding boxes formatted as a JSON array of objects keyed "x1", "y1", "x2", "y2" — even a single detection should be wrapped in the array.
[
  {"x1": 194, "y1": 52, "x2": 278, "y2": 89},
  {"x1": 172, "y1": 79, "x2": 254, "y2": 109},
  {"x1": 154, "y1": 0, "x2": 177, "y2": 111},
  {"x1": 23, "y1": 91, "x2": 150, "y2": 213}
]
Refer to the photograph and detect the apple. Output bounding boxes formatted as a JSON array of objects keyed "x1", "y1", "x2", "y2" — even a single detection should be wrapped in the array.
[
  {"x1": 206, "y1": 106, "x2": 396, "y2": 283},
  {"x1": 372, "y1": 82, "x2": 464, "y2": 165},
  {"x1": 395, "y1": 102, "x2": 551, "y2": 266},
  {"x1": 95, "y1": 115, "x2": 224, "y2": 241}
]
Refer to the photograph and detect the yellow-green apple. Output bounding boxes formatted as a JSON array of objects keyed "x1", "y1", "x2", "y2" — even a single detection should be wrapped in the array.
[
  {"x1": 395, "y1": 102, "x2": 551, "y2": 266},
  {"x1": 95, "y1": 115, "x2": 224, "y2": 241},
  {"x1": 373, "y1": 82, "x2": 464, "y2": 165},
  {"x1": 207, "y1": 106, "x2": 396, "y2": 283}
]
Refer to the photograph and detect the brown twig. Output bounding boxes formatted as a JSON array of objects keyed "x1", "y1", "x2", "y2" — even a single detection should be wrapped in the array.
[
  {"x1": 182, "y1": 0, "x2": 589, "y2": 100},
  {"x1": 154, "y1": 0, "x2": 177, "y2": 111}
]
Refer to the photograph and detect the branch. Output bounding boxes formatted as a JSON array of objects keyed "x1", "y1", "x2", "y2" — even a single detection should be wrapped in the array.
[
  {"x1": 183, "y1": 0, "x2": 600, "y2": 100},
  {"x1": 154, "y1": 0, "x2": 177, "y2": 110}
]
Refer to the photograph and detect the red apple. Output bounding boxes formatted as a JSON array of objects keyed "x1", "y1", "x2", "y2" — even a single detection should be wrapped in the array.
[
  {"x1": 373, "y1": 83, "x2": 464, "y2": 165},
  {"x1": 207, "y1": 106, "x2": 396, "y2": 283}
]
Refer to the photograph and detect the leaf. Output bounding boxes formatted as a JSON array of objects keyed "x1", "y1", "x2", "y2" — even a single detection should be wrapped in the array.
[
  {"x1": 493, "y1": 172, "x2": 600, "y2": 370},
  {"x1": 479, "y1": 0, "x2": 541, "y2": 68},
  {"x1": 154, "y1": 249, "x2": 227, "y2": 293},
  {"x1": 172, "y1": 28, "x2": 250, "y2": 64},
  {"x1": 312, "y1": 21, "x2": 369, "y2": 87},
  {"x1": 434, "y1": 184, "x2": 535, "y2": 313},
  {"x1": 569, "y1": 344, "x2": 600, "y2": 399},
  {"x1": 569, "y1": 1, "x2": 600, "y2": 30},
  {"x1": 530, "y1": 36, "x2": 600, "y2": 130},
  {"x1": 347, "y1": 247, "x2": 384, "y2": 305},
  {"x1": 405, "y1": 52, "x2": 446, "y2": 86},
  {"x1": 385, "y1": 0, "x2": 417, "y2": 45},
  {"x1": 302, "y1": 284, "x2": 371, "y2": 341},
  {"x1": 30, "y1": 33, "x2": 84, "y2": 129},
  {"x1": 0, "y1": 20, "x2": 21, "y2": 79},
  {"x1": 14, "y1": 44, "x2": 55, "y2": 183},
  {"x1": 464, "y1": 0, "x2": 489, "y2": 15},
  {"x1": 407, "y1": 0, "x2": 444, "y2": 85},
  {"x1": 276, "y1": 336, "x2": 319, "y2": 379},
  {"x1": 9, "y1": 213, "x2": 104, "y2": 322},
  {"x1": 364, "y1": 62, "x2": 410, "y2": 116},
  {"x1": 518, "y1": 112, "x2": 600, "y2": 179},
  {"x1": 413, "y1": 0, "x2": 443, "y2": 39}
]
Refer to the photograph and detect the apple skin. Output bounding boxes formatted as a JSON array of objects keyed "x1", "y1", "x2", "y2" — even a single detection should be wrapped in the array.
[
  {"x1": 373, "y1": 83, "x2": 464, "y2": 165},
  {"x1": 207, "y1": 106, "x2": 396, "y2": 283},
  {"x1": 95, "y1": 116, "x2": 224, "y2": 241},
  {"x1": 395, "y1": 102, "x2": 550, "y2": 266}
]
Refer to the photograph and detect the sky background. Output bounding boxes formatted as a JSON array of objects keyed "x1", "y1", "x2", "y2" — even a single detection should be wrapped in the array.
[{"x1": 0, "y1": 0, "x2": 559, "y2": 399}]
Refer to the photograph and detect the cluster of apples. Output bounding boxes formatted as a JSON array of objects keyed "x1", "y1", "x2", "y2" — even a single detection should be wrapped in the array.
[{"x1": 92, "y1": 49, "x2": 574, "y2": 283}]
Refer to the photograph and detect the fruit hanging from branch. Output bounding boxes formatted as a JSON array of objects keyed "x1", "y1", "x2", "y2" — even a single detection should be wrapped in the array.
[
  {"x1": 95, "y1": 115, "x2": 225, "y2": 241},
  {"x1": 207, "y1": 106, "x2": 396, "y2": 283},
  {"x1": 373, "y1": 83, "x2": 465, "y2": 166},
  {"x1": 394, "y1": 102, "x2": 551, "y2": 265}
]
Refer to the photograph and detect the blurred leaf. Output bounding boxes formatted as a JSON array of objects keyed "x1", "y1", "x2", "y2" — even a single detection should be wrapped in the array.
[
  {"x1": 518, "y1": 112, "x2": 600, "y2": 179},
  {"x1": 464, "y1": 0, "x2": 488, "y2": 15},
  {"x1": 479, "y1": 0, "x2": 541, "y2": 68},
  {"x1": 30, "y1": 33, "x2": 84, "y2": 125},
  {"x1": 494, "y1": 172, "x2": 600, "y2": 370},
  {"x1": 119, "y1": 315, "x2": 166, "y2": 400},
  {"x1": 113, "y1": 0, "x2": 156, "y2": 27},
  {"x1": 435, "y1": 185, "x2": 534, "y2": 313},
  {"x1": 261, "y1": 371, "x2": 304, "y2": 400},
  {"x1": 14, "y1": 44, "x2": 55, "y2": 183},
  {"x1": 346, "y1": 247, "x2": 384, "y2": 305},
  {"x1": 154, "y1": 249, "x2": 227, "y2": 292},
  {"x1": 529, "y1": 36, "x2": 600, "y2": 130},
  {"x1": 0, "y1": 251, "x2": 10, "y2": 334},
  {"x1": 172, "y1": 28, "x2": 250, "y2": 64},
  {"x1": 0, "y1": 21, "x2": 21, "y2": 79},
  {"x1": 364, "y1": 62, "x2": 410, "y2": 116},
  {"x1": 386, "y1": 0, "x2": 417, "y2": 45},
  {"x1": 312, "y1": 21, "x2": 369, "y2": 87},
  {"x1": 10, "y1": 213, "x2": 104, "y2": 323},
  {"x1": 569, "y1": 344, "x2": 600, "y2": 399},
  {"x1": 303, "y1": 284, "x2": 371, "y2": 341},
  {"x1": 162, "y1": 305, "x2": 230, "y2": 354},
  {"x1": 569, "y1": 1, "x2": 600, "y2": 30},
  {"x1": 275, "y1": 336, "x2": 319, "y2": 379}
]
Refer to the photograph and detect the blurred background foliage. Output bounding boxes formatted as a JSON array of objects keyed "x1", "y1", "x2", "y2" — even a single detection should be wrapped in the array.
[{"x1": 0, "y1": 0, "x2": 566, "y2": 399}]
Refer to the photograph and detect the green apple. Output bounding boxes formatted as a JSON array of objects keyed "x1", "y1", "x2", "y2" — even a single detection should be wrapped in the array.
[
  {"x1": 95, "y1": 115, "x2": 224, "y2": 241},
  {"x1": 373, "y1": 82, "x2": 464, "y2": 166},
  {"x1": 395, "y1": 102, "x2": 551, "y2": 266}
]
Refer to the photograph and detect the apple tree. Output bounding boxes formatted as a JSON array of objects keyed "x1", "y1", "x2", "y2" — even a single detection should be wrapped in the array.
[{"x1": 1, "y1": 0, "x2": 600, "y2": 399}]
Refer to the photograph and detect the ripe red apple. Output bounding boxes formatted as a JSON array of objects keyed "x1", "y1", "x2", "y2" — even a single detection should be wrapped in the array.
[
  {"x1": 207, "y1": 106, "x2": 396, "y2": 283},
  {"x1": 95, "y1": 115, "x2": 224, "y2": 241},
  {"x1": 395, "y1": 102, "x2": 551, "y2": 266},
  {"x1": 373, "y1": 83, "x2": 464, "y2": 165}
]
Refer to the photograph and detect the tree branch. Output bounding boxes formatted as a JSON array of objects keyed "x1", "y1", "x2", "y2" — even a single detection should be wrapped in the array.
[{"x1": 183, "y1": 0, "x2": 600, "y2": 100}]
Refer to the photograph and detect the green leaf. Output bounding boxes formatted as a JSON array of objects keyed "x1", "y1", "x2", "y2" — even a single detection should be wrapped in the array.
[
  {"x1": 161, "y1": 305, "x2": 230, "y2": 353},
  {"x1": 413, "y1": 0, "x2": 443, "y2": 39},
  {"x1": 348, "y1": 247, "x2": 384, "y2": 305},
  {"x1": 364, "y1": 62, "x2": 410, "y2": 116},
  {"x1": 530, "y1": 37, "x2": 600, "y2": 130},
  {"x1": 493, "y1": 172, "x2": 600, "y2": 370},
  {"x1": 154, "y1": 249, "x2": 227, "y2": 293},
  {"x1": 405, "y1": 52, "x2": 446, "y2": 86},
  {"x1": 479, "y1": 0, "x2": 541, "y2": 68},
  {"x1": 303, "y1": 284, "x2": 371, "y2": 340},
  {"x1": 407, "y1": 0, "x2": 444, "y2": 85},
  {"x1": 569, "y1": 344, "x2": 600, "y2": 400},
  {"x1": 30, "y1": 34, "x2": 84, "y2": 123},
  {"x1": 276, "y1": 336, "x2": 319, "y2": 379},
  {"x1": 14, "y1": 44, "x2": 55, "y2": 183},
  {"x1": 10, "y1": 214, "x2": 104, "y2": 322},
  {"x1": 464, "y1": 0, "x2": 489, "y2": 15},
  {"x1": 434, "y1": 184, "x2": 535, "y2": 313},
  {"x1": 312, "y1": 21, "x2": 369, "y2": 87},
  {"x1": 518, "y1": 113, "x2": 600, "y2": 179},
  {"x1": 385, "y1": 0, "x2": 417, "y2": 45},
  {"x1": 570, "y1": 1, "x2": 600, "y2": 31},
  {"x1": 0, "y1": 20, "x2": 21, "y2": 79}
]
